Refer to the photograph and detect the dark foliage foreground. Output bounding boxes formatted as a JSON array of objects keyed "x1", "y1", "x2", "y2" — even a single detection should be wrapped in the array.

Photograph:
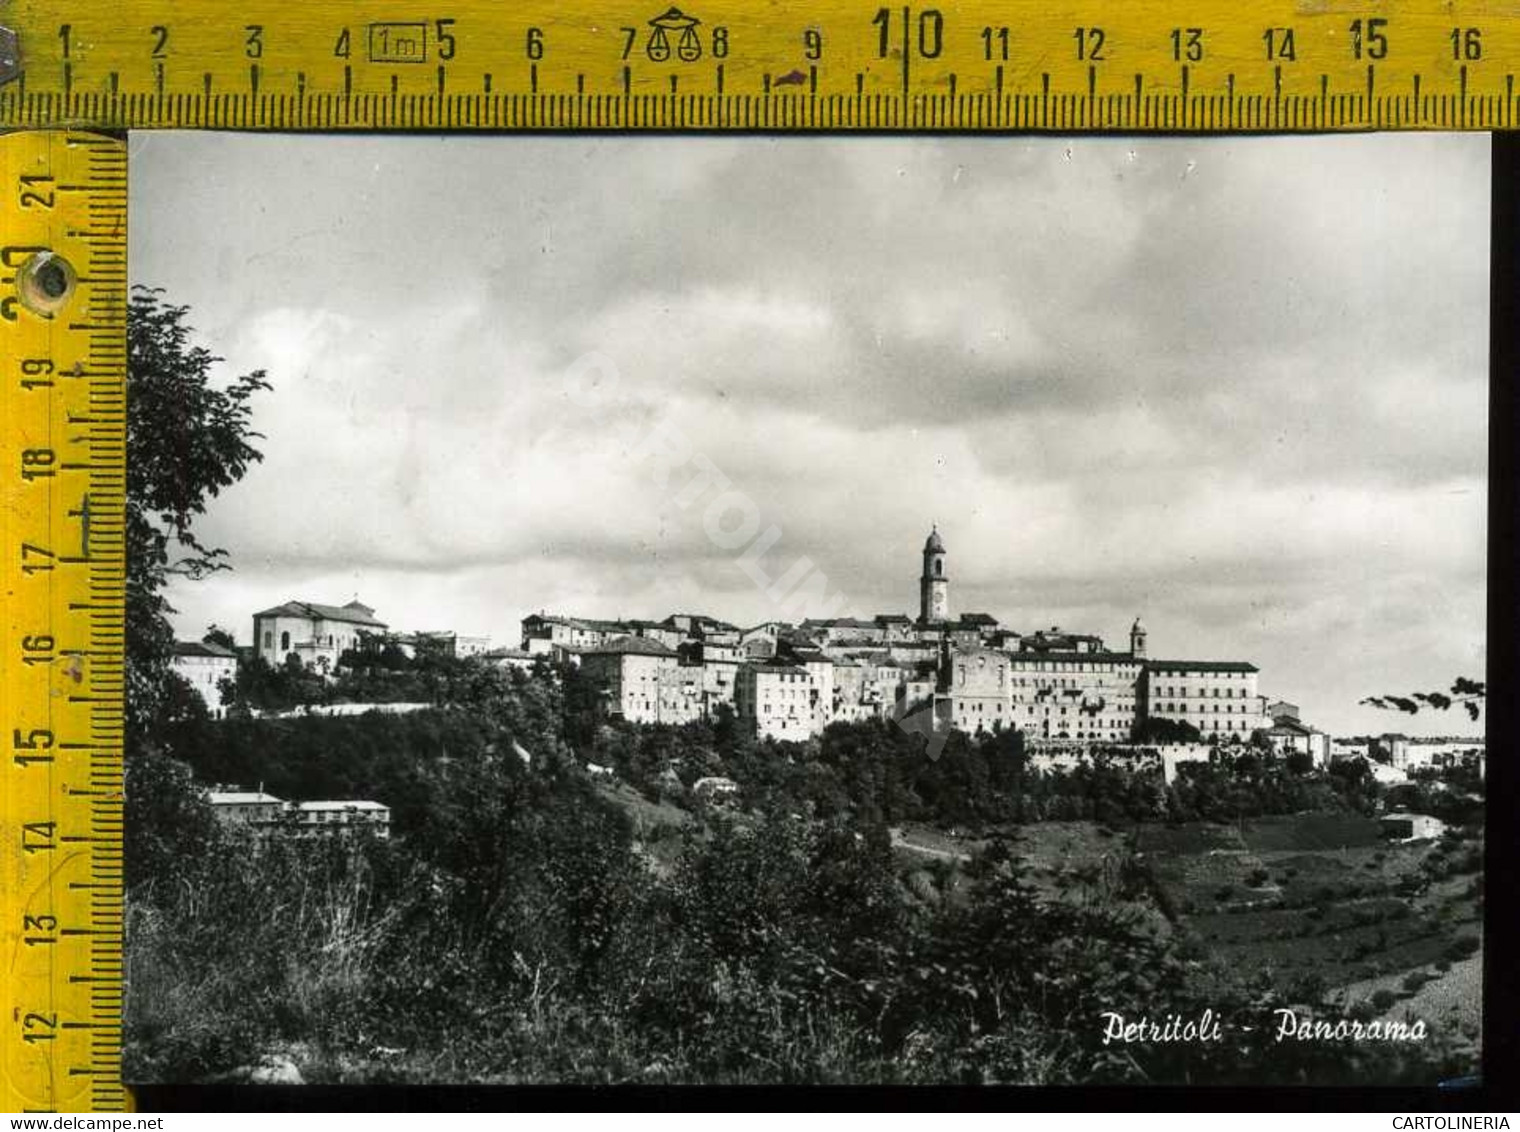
[{"x1": 126, "y1": 682, "x2": 1472, "y2": 1086}]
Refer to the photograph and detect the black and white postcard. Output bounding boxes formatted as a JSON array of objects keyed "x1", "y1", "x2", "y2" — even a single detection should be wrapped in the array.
[{"x1": 123, "y1": 133, "x2": 1488, "y2": 1088}]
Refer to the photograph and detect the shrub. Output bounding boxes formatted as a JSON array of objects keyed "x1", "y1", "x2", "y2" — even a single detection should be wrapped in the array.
[
  {"x1": 1445, "y1": 935, "x2": 1480, "y2": 961},
  {"x1": 1349, "y1": 1000, "x2": 1380, "y2": 1022},
  {"x1": 1402, "y1": 971, "x2": 1432, "y2": 994},
  {"x1": 1246, "y1": 868, "x2": 1270, "y2": 888},
  {"x1": 1370, "y1": 989, "x2": 1398, "y2": 1012},
  {"x1": 1214, "y1": 886, "x2": 1233, "y2": 902}
]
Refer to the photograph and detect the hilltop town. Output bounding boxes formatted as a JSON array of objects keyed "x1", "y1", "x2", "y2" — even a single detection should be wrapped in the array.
[{"x1": 177, "y1": 526, "x2": 1482, "y2": 787}]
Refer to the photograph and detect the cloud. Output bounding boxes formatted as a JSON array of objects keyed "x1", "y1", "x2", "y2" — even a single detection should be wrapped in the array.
[{"x1": 133, "y1": 132, "x2": 1488, "y2": 737}]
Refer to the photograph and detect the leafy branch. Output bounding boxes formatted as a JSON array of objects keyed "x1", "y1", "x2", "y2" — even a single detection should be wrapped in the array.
[{"x1": 1361, "y1": 677, "x2": 1485, "y2": 722}]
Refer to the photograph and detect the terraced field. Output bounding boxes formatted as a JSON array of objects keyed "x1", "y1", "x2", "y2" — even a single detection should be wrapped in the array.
[{"x1": 1137, "y1": 815, "x2": 1483, "y2": 1015}]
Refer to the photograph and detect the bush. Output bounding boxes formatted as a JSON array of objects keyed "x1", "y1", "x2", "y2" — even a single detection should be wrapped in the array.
[
  {"x1": 1214, "y1": 886, "x2": 1233, "y2": 902},
  {"x1": 1370, "y1": 989, "x2": 1398, "y2": 1012},
  {"x1": 1349, "y1": 999, "x2": 1380, "y2": 1022},
  {"x1": 1246, "y1": 868, "x2": 1270, "y2": 888},
  {"x1": 1445, "y1": 935, "x2": 1480, "y2": 961},
  {"x1": 1402, "y1": 971, "x2": 1433, "y2": 994}
]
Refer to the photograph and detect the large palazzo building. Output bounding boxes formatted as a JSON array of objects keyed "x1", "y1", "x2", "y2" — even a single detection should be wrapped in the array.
[{"x1": 529, "y1": 526, "x2": 1273, "y2": 745}]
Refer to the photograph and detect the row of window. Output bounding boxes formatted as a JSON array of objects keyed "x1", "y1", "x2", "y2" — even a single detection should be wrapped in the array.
[
  {"x1": 1153, "y1": 686, "x2": 1251, "y2": 698},
  {"x1": 1159, "y1": 703, "x2": 1256, "y2": 714},
  {"x1": 260, "y1": 630, "x2": 355, "y2": 653},
  {"x1": 1008, "y1": 662, "x2": 1137, "y2": 674},
  {"x1": 1149, "y1": 670, "x2": 1251, "y2": 680}
]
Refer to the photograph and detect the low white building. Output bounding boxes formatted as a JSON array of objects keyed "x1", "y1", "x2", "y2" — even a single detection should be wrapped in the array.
[
  {"x1": 1379, "y1": 811, "x2": 1446, "y2": 842},
  {"x1": 414, "y1": 630, "x2": 492, "y2": 658},
  {"x1": 292, "y1": 800, "x2": 391, "y2": 839},
  {"x1": 206, "y1": 789, "x2": 284, "y2": 829},
  {"x1": 693, "y1": 776, "x2": 739, "y2": 800},
  {"x1": 172, "y1": 640, "x2": 238, "y2": 717},
  {"x1": 1263, "y1": 716, "x2": 1332, "y2": 767},
  {"x1": 483, "y1": 646, "x2": 538, "y2": 672}
]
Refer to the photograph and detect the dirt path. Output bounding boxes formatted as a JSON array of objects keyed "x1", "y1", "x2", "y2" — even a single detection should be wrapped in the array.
[{"x1": 889, "y1": 827, "x2": 971, "y2": 862}]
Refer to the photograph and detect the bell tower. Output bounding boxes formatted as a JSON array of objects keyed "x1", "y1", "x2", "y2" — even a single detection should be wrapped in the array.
[
  {"x1": 919, "y1": 525, "x2": 949, "y2": 624},
  {"x1": 1130, "y1": 616, "x2": 1147, "y2": 658}
]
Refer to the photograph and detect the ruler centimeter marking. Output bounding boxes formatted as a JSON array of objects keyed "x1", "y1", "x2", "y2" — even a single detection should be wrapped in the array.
[
  {"x1": 0, "y1": 0, "x2": 1515, "y2": 130},
  {"x1": 1, "y1": 131, "x2": 129, "y2": 1114}
]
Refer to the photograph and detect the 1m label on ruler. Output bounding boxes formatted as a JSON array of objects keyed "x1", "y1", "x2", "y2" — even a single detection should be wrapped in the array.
[{"x1": 0, "y1": 0, "x2": 1512, "y2": 129}]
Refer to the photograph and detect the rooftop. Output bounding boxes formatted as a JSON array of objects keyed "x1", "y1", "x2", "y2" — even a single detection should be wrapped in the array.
[
  {"x1": 745, "y1": 659, "x2": 809, "y2": 676},
  {"x1": 208, "y1": 791, "x2": 283, "y2": 806},
  {"x1": 175, "y1": 640, "x2": 237, "y2": 659},
  {"x1": 1006, "y1": 650, "x2": 1141, "y2": 666},
  {"x1": 581, "y1": 634, "x2": 679, "y2": 658},
  {"x1": 1145, "y1": 659, "x2": 1259, "y2": 674},
  {"x1": 255, "y1": 600, "x2": 388, "y2": 629}
]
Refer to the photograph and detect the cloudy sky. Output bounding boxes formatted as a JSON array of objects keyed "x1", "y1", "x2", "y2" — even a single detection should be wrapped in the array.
[{"x1": 130, "y1": 132, "x2": 1488, "y2": 737}]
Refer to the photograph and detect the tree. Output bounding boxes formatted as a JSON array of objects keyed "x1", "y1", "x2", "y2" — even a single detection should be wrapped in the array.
[
  {"x1": 1132, "y1": 716, "x2": 1202, "y2": 743},
  {"x1": 126, "y1": 287, "x2": 270, "y2": 751},
  {"x1": 1362, "y1": 677, "x2": 1485, "y2": 722},
  {"x1": 203, "y1": 624, "x2": 236, "y2": 650}
]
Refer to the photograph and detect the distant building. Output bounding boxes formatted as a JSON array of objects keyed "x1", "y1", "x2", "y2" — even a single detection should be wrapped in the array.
[
  {"x1": 208, "y1": 787, "x2": 391, "y2": 838},
  {"x1": 482, "y1": 645, "x2": 537, "y2": 672},
  {"x1": 253, "y1": 599, "x2": 387, "y2": 670},
  {"x1": 413, "y1": 630, "x2": 492, "y2": 659},
  {"x1": 521, "y1": 614, "x2": 619, "y2": 656},
  {"x1": 734, "y1": 659, "x2": 822, "y2": 742},
  {"x1": 206, "y1": 789, "x2": 284, "y2": 830},
  {"x1": 1330, "y1": 737, "x2": 1372, "y2": 763},
  {"x1": 1141, "y1": 660, "x2": 1271, "y2": 741},
  {"x1": 1008, "y1": 650, "x2": 1144, "y2": 743},
  {"x1": 172, "y1": 640, "x2": 238, "y2": 717},
  {"x1": 580, "y1": 635, "x2": 686, "y2": 724},
  {"x1": 693, "y1": 776, "x2": 739, "y2": 799},
  {"x1": 1264, "y1": 716, "x2": 1331, "y2": 767},
  {"x1": 292, "y1": 800, "x2": 391, "y2": 839},
  {"x1": 919, "y1": 526, "x2": 949, "y2": 624},
  {"x1": 935, "y1": 646, "x2": 1013, "y2": 734},
  {"x1": 739, "y1": 622, "x2": 785, "y2": 658},
  {"x1": 1379, "y1": 811, "x2": 1446, "y2": 842},
  {"x1": 1267, "y1": 700, "x2": 1300, "y2": 721},
  {"x1": 1378, "y1": 734, "x2": 1412, "y2": 769},
  {"x1": 1367, "y1": 761, "x2": 1410, "y2": 786},
  {"x1": 659, "y1": 663, "x2": 705, "y2": 726}
]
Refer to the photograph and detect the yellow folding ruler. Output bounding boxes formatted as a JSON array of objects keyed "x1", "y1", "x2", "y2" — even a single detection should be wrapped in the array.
[
  {"x1": 0, "y1": 0, "x2": 1505, "y2": 1114},
  {"x1": 0, "y1": 129, "x2": 127, "y2": 1114}
]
